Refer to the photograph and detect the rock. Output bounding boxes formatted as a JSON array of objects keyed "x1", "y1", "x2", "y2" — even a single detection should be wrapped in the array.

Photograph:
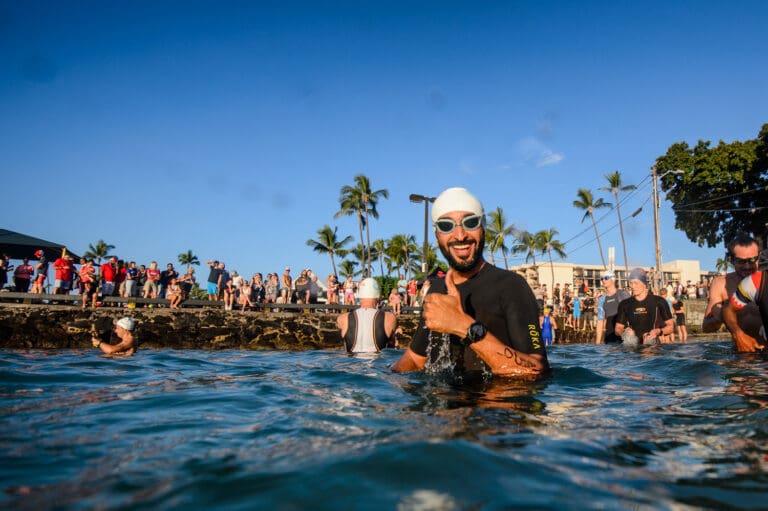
[{"x1": 0, "y1": 305, "x2": 422, "y2": 351}]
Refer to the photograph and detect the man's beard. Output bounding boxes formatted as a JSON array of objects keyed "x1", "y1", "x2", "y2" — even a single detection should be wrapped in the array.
[{"x1": 438, "y1": 234, "x2": 485, "y2": 273}]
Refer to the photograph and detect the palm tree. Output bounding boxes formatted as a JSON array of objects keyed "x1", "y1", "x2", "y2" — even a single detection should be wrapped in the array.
[
  {"x1": 484, "y1": 229, "x2": 496, "y2": 266},
  {"x1": 349, "y1": 244, "x2": 368, "y2": 276},
  {"x1": 84, "y1": 239, "x2": 115, "y2": 265},
  {"x1": 306, "y1": 225, "x2": 353, "y2": 277},
  {"x1": 338, "y1": 259, "x2": 360, "y2": 279},
  {"x1": 486, "y1": 206, "x2": 517, "y2": 269},
  {"x1": 573, "y1": 188, "x2": 611, "y2": 269},
  {"x1": 334, "y1": 175, "x2": 389, "y2": 276},
  {"x1": 386, "y1": 234, "x2": 418, "y2": 278},
  {"x1": 715, "y1": 257, "x2": 729, "y2": 275},
  {"x1": 177, "y1": 249, "x2": 200, "y2": 270},
  {"x1": 536, "y1": 228, "x2": 567, "y2": 288},
  {"x1": 371, "y1": 238, "x2": 387, "y2": 277},
  {"x1": 512, "y1": 230, "x2": 539, "y2": 266},
  {"x1": 600, "y1": 171, "x2": 636, "y2": 274}
]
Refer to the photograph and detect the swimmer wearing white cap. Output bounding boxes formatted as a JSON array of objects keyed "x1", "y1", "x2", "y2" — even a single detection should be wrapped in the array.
[
  {"x1": 391, "y1": 187, "x2": 550, "y2": 377},
  {"x1": 91, "y1": 316, "x2": 137, "y2": 356},
  {"x1": 337, "y1": 277, "x2": 398, "y2": 353}
]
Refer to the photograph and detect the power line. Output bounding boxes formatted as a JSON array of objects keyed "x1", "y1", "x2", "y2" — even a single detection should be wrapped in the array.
[
  {"x1": 676, "y1": 206, "x2": 768, "y2": 213},
  {"x1": 671, "y1": 185, "x2": 766, "y2": 208}
]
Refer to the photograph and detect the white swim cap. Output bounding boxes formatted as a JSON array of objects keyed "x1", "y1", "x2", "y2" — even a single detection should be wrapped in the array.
[
  {"x1": 115, "y1": 317, "x2": 135, "y2": 331},
  {"x1": 431, "y1": 187, "x2": 484, "y2": 223},
  {"x1": 357, "y1": 278, "x2": 380, "y2": 299}
]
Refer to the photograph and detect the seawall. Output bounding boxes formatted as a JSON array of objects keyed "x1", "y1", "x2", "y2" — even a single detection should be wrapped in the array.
[
  {"x1": 0, "y1": 299, "x2": 718, "y2": 350},
  {"x1": 0, "y1": 305, "x2": 420, "y2": 350}
]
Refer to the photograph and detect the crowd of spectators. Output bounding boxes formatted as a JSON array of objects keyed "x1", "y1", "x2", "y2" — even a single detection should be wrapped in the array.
[
  {"x1": 0, "y1": 251, "x2": 425, "y2": 313},
  {"x1": 531, "y1": 275, "x2": 710, "y2": 338}
]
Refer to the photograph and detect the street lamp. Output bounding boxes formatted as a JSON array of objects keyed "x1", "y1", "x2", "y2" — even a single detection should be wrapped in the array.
[
  {"x1": 409, "y1": 193, "x2": 436, "y2": 274},
  {"x1": 651, "y1": 166, "x2": 684, "y2": 289}
]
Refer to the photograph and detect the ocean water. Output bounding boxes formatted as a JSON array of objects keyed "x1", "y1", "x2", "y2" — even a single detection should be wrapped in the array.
[{"x1": 2, "y1": 341, "x2": 768, "y2": 511}]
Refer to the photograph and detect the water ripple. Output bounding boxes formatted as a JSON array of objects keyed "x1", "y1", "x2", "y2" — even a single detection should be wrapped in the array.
[{"x1": 2, "y1": 341, "x2": 768, "y2": 509}]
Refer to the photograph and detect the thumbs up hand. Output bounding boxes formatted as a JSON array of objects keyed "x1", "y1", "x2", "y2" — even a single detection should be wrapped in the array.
[{"x1": 422, "y1": 270, "x2": 472, "y2": 338}]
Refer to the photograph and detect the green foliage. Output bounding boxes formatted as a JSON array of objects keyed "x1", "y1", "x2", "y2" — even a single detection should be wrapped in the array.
[
  {"x1": 177, "y1": 249, "x2": 200, "y2": 269},
  {"x1": 306, "y1": 225, "x2": 353, "y2": 276},
  {"x1": 486, "y1": 206, "x2": 517, "y2": 269},
  {"x1": 376, "y1": 275, "x2": 399, "y2": 298},
  {"x1": 188, "y1": 283, "x2": 207, "y2": 300},
  {"x1": 338, "y1": 259, "x2": 360, "y2": 279},
  {"x1": 385, "y1": 233, "x2": 418, "y2": 278},
  {"x1": 599, "y1": 171, "x2": 636, "y2": 272},
  {"x1": 536, "y1": 228, "x2": 566, "y2": 286},
  {"x1": 512, "y1": 230, "x2": 539, "y2": 266},
  {"x1": 84, "y1": 239, "x2": 115, "y2": 265},
  {"x1": 655, "y1": 123, "x2": 768, "y2": 248},
  {"x1": 334, "y1": 174, "x2": 389, "y2": 276},
  {"x1": 573, "y1": 188, "x2": 611, "y2": 268}
]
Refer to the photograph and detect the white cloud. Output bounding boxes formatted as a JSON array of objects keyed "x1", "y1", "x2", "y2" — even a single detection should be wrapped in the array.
[{"x1": 516, "y1": 136, "x2": 564, "y2": 168}]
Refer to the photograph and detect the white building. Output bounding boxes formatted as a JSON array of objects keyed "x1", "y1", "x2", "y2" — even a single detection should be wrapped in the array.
[{"x1": 509, "y1": 259, "x2": 708, "y2": 294}]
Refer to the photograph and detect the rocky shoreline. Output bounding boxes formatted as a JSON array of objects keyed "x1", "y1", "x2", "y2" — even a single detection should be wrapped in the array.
[{"x1": 0, "y1": 303, "x2": 725, "y2": 350}]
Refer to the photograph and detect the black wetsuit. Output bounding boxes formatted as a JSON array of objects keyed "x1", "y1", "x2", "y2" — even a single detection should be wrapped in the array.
[
  {"x1": 615, "y1": 293, "x2": 673, "y2": 343},
  {"x1": 409, "y1": 264, "x2": 547, "y2": 372},
  {"x1": 343, "y1": 308, "x2": 391, "y2": 352}
]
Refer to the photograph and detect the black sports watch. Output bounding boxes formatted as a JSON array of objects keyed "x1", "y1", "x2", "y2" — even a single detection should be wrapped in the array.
[{"x1": 463, "y1": 321, "x2": 487, "y2": 346}]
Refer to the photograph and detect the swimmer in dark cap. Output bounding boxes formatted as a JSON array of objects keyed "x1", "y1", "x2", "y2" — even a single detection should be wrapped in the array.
[{"x1": 614, "y1": 268, "x2": 674, "y2": 345}]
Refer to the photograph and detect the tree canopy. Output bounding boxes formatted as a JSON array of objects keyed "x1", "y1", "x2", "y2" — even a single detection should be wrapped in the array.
[{"x1": 654, "y1": 123, "x2": 768, "y2": 248}]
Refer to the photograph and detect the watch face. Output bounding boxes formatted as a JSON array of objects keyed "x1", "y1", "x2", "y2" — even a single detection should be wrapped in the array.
[{"x1": 468, "y1": 322, "x2": 487, "y2": 343}]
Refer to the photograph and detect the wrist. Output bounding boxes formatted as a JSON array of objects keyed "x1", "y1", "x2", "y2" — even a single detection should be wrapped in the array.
[{"x1": 463, "y1": 320, "x2": 488, "y2": 346}]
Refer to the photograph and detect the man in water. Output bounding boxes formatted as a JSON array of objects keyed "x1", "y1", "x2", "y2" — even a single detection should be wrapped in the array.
[
  {"x1": 337, "y1": 277, "x2": 397, "y2": 353},
  {"x1": 92, "y1": 317, "x2": 137, "y2": 356},
  {"x1": 703, "y1": 234, "x2": 762, "y2": 339},
  {"x1": 597, "y1": 270, "x2": 630, "y2": 344},
  {"x1": 723, "y1": 249, "x2": 767, "y2": 352},
  {"x1": 391, "y1": 187, "x2": 549, "y2": 377},
  {"x1": 614, "y1": 268, "x2": 674, "y2": 345}
]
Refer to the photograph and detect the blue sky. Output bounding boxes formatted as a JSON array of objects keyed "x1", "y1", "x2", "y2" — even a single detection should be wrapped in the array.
[{"x1": 1, "y1": 1, "x2": 766, "y2": 278}]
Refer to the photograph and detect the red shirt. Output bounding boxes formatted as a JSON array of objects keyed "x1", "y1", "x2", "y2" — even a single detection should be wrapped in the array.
[
  {"x1": 146, "y1": 268, "x2": 161, "y2": 281},
  {"x1": 101, "y1": 263, "x2": 116, "y2": 282},
  {"x1": 54, "y1": 258, "x2": 74, "y2": 280}
]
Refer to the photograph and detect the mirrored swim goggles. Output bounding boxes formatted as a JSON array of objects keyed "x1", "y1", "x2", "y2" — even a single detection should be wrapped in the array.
[{"x1": 434, "y1": 214, "x2": 484, "y2": 234}]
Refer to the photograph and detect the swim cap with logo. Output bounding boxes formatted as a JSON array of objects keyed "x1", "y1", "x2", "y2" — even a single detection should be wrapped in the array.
[{"x1": 430, "y1": 187, "x2": 484, "y2": 223}]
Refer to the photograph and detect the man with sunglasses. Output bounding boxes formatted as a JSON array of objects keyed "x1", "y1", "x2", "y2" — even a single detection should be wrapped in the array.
[
  {"x1": 702, "y1": 234, "x2": 762, "y2": 340},
  {"x1": 391, "y1": 187, "x2": 549, "y2": 378}
]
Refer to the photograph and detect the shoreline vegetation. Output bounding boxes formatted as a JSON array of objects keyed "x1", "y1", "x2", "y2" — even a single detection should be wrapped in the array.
[{"x1": 0, "y1": 299, "x2": 725, "y2": 351}]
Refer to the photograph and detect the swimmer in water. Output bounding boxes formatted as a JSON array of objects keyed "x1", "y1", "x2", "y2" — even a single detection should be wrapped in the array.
[
  {"x1": 92, "y1": 317, "x2": 137, "y2": 356},
  {"x1": 337, "y1": 278, "x2": 398, "y2": 353},
  {"x1": 614, "y1": 268, "x2": 675, "y2": 345},
  {"x1": 391, "y1": 187, "x2": 549, "y2": 377}
]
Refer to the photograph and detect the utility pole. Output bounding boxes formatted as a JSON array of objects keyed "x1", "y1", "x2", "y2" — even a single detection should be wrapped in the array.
[{"x1": 652, "y1": 166, "x2": 663, "y2": 289}]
